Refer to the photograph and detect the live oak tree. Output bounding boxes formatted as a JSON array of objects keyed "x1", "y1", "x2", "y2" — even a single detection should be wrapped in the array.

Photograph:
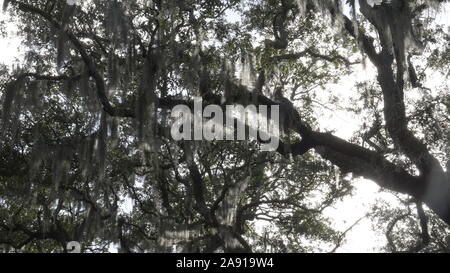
[{"x1": 0, "y1": 0, "x2": 449, "y2": 252}]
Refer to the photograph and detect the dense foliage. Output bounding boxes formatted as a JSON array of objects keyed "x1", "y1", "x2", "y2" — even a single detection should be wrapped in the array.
[{"x1": 0, "y1": 0, "x2": 449, "y2": 252}]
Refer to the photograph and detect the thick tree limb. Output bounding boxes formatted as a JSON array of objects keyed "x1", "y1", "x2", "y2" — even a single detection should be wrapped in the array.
[
  {"x1": 341, "y1": 2, "x2": 450, "y2": 225},
  {"x1": 160, "y1": 72, "x2": 450, "y2": 225},
  {"x1": 274, "y1": 48, "x2": 356, "y2": 66}
]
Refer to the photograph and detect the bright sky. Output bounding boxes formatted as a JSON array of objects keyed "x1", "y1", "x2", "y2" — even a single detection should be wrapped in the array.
[{"x1": 0, "y1": 11, "x2": 22, "y2": 66}]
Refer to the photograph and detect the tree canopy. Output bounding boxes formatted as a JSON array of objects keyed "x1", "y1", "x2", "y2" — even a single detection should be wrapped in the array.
[{"x1": 0, "y1": 0, "x2": 449, "y2": 253}]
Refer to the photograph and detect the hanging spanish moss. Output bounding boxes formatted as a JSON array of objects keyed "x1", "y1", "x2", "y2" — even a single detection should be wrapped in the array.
[
  {"x1": 56, "y1": 30, "x2": 69, "y2": 70},
  {"x1": 239, "y1": 52, "x2": 256, "y2": 90},
  {"x1": 1, "y1": 80, "x2": 19, "y2": 138},
  {"x1": 97, "y1": 111, "x2": 108, "y2": 185},
  {"x1": 296, "y1": 0, "x2": 343, "y2": 23},
  {"x1": 1, "y1": 0, "x2": 449, "y2": 254},
  {"x1": 79, "y1": 134, "x2": 96, "y2": 179},
  {"x1": 105, "y1": 0, "x2": 129, "y2": 46},
  {"x1": 51, "y1": 145, "x2": 72, "y2": 198}
]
